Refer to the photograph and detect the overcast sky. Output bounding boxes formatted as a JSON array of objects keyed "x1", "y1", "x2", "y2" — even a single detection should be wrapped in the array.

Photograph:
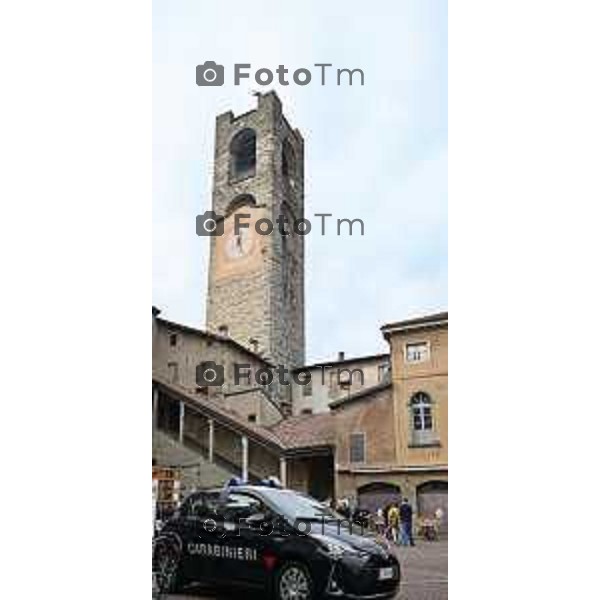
[{"x1": 153, "y1": 0, "x2": 447, "y2": 363}]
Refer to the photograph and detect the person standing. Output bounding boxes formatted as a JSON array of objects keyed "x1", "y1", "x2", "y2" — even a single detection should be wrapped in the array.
[
  {"x1": 435, "y1": 506, "x2": 445, "y2": 526},
  {"x1": 375, "y1": 507, "x2": 385, "y2": 535},
  {"x1": 387, "y1": 503, "x2": 400, "y2": 544},
  {"x1": 400, "y1": 497, "x2": 415, "y2": 546}
]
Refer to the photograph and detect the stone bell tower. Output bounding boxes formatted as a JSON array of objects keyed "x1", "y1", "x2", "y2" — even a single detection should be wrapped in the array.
[{"x1": 206, "y1": 92, "x2": 305, "y2": 370}]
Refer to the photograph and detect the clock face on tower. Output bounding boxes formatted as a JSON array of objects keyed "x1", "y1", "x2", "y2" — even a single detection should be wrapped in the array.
[
  {"x1": 213, "y1": 208, "x2": 263, "y2": 281},
  {"x1": 225, "y1": 227, "x2": 253, "y2": 260}
]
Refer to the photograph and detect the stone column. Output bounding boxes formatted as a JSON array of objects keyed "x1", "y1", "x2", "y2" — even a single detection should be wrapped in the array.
[
  {"x1": 279, "y1": 456, "x2": 287, "y2": 488},
  {"x1": 179, "y1": 401, "x2": 185, "y2": 444},
  {"x1": 208, "y1": 419, "x2": 214, "y2": 463},
  {"x1": 241, "y1": 435, "x2": 249, "y2": 482}
]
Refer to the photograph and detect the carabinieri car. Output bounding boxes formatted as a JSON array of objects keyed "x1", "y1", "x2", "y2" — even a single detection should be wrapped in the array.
[{"x1": 153, "y1": 482, "x2": 401, "y2": 599}]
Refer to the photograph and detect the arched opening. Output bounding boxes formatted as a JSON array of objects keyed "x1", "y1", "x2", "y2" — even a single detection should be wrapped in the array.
[
  {"x1": 225, "y1": 193, "x2": 256, "y2": 217},
  {"x1": 357, "y1": 482, "x2": 401, "y2": 513},
  {"x1": 230, "y1": 128, "x2": 256, "y2": 180},
  {"x1": 416, "y1": 480, "x2": 448, "y2": 533},
  {"x1": 281, "y1": 138, "x2": 296, "y2": 181}
]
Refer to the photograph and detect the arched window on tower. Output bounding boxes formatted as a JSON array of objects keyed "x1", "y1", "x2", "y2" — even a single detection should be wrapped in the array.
[
  {"x1": 225, "y1": 193, "x2": 256, "y2": 217},
  {"x1": 410, "y1": 392, "x2": 436, "y2": 446},
  {"x1": 230, "y1": 128, "x2": 256, "y2": 181}
]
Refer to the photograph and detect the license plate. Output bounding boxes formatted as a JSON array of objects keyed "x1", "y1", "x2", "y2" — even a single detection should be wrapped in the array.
[{"x1": 379, "y1": 567, "x2": 394, "y2": 581}]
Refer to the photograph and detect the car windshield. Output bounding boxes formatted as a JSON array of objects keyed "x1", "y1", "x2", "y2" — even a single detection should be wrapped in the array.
[{"x1": 258, "y1": 488, "x2": 341, "y2": 522}]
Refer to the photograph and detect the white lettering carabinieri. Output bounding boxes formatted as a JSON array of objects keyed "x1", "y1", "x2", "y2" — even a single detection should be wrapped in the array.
[{"x1": 187, "y1": 543, "x2": 258, "y2": 561}]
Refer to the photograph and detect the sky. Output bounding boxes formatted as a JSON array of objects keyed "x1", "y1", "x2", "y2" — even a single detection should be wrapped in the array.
[{"x1": 153, "y1": 0, "x2": 447, "y2": 363}]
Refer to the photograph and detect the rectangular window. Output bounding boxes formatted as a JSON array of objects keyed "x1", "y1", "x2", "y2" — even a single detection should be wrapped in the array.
[
  {"x1": 349, "y1": 433, "x2": 366, "y2": 464},
  {"x1": 378, "y1": 363, "x2": 391, "y2": 382},
  {"x1": 301, "y1": 408, "x2": 313, "y2": 415},
  {"x1": 169, "y1": 333, "x2": 178, "y2": 347},
  {"x1": 167, "y1": 361, "x2": 179, "y2": 384},
  {"x1": 302, "y1": 379, "x2": 313, "y2": 396},
  {"x1": 414, "y1": 412, "x2": 433, "y2": 430},
  {"x1": 411, "y1": 400, "x2": 437, "y2": 446},
  {"x1": 405, "y1": 342, "x2": 430, "y2": 364},
  {"x1": 248, "y1": 414, "x2": 257, "y2": 423}
]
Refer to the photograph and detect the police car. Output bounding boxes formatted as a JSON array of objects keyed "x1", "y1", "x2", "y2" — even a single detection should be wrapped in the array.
[{"x1": 153, "y1": 481, "x2": 401, "y2": 599}]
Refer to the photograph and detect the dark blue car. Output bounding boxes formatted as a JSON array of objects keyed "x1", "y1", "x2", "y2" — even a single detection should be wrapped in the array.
[{"x1": 153, "y1": 483, "x2": 401, "y2": 599}]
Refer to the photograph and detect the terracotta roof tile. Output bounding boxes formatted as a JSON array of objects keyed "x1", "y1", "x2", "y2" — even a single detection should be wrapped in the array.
[{"x1": 268, "y1": 412, "x2": 335, "y2": 450}]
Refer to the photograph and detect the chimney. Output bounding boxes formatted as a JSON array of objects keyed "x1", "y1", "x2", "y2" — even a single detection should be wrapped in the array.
[
  {"x1": 338, "y1": 351, "x2": 345, "y2": 362},
  {"x1": 249, "y1": 338, "x2": 259, "y2": 354},
  {"x1": 218, "y1": 325, "x2": 229, "y2": 337}
]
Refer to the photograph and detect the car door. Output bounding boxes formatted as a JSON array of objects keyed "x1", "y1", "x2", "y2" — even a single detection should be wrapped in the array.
[
  {"x1": 178, "y1": 492, "x2": 221, "y2": 582},
  {"x1": 219, "y1": 491, "x2": 272, "y2": 585}
]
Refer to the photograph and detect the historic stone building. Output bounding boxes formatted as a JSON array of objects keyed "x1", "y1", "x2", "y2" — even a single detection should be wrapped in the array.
[
  {"x1": 333, "y1": 313, "x2": 448, "y2": 532},
  {"x1": 152, "y1": 93, "x2": 448, "y2": 527},
  {"x1": 291, "y1": 353, "x2": 390, "y2": 416},
  {"x1": 153, "y1": 310, "x2": 285, "y2": 425}
]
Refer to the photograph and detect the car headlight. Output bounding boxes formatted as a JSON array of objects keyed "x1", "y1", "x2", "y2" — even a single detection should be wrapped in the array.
[{"x1": 314, "y1": 535, "x2": 360, "y2": 559}]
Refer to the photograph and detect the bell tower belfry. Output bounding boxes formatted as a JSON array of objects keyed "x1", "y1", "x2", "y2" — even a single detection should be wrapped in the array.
[{"x1": 206, "y1": 92, "x2": 305, "y2": 370}]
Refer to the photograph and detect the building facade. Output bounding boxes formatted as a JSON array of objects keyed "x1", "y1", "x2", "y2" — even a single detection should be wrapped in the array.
[
  {"x1": 334, "y1": 313, "x2": 448, "y2": 532},
  {"x1": 291, "y1": 353, "x2": 390, "y2": 415}
]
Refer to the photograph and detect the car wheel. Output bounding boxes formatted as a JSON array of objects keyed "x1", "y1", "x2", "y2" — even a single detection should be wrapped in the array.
[
  {"x1": 275, "y1": 562, "x2": 314, "y2": 600},
  {"x1": 153, "y1": 540, "x2": 184, "y2": 594}
]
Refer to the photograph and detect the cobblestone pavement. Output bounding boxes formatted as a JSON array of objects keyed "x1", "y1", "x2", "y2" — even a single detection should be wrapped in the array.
[
  {"x1": 158, "y1": 540, "x2": 448, "y2": 600},
  {"x1": 396, "y1": 540, "x2": 448, "y2": 600}
]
